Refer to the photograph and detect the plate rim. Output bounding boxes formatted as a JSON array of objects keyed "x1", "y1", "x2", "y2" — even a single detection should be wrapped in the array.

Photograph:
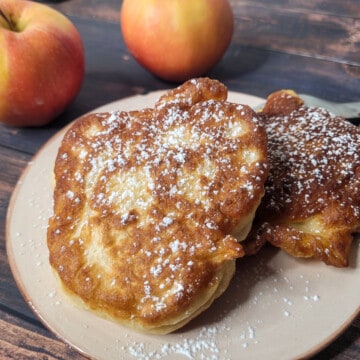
[{"x1": 5, "y1": 90, "x2": 360, "y2": 360}]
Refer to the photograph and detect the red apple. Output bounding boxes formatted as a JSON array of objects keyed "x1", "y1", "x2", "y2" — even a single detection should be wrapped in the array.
[
  {"x1": 120, "y1": 0, "x2": 234, "y2": 82},
  {"x1": 0, "y1": 0, "x2": 85, "y2": 127}
]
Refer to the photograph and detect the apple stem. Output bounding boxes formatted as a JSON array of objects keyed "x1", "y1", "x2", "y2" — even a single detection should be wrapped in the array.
[{"x1": 0, "y1": 8, "x2": 16, "y2": 31}]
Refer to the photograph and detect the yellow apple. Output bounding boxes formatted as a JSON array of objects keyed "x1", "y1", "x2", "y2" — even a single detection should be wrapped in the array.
[
  {"x1": 0, "y1": 0, "x2": 85, "y2": 127},
  {"x1": 120, "y1": 0, "x2": 234, "y2": 82}
]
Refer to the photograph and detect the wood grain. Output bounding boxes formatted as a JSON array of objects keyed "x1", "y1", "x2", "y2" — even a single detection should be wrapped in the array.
[
  {"x1": 0, "y1": 309, "x2": 86, "y2": 360},
  {"x1": 235, "y1": 0, "x2": 360, "y2": 16},
  {"x1": 231, "y1": 4, "x2": 360, "y2": 65},
  {"x1": 0, "y1": 147, "x2": 37, "y2": 320}
]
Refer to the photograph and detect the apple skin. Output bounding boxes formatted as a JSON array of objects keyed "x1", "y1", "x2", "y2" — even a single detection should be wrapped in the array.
[
  {"x1": 120, "y1": 0, "x2": 234, "y2": 83},
  {"x1": 0, "y1": 0, "x2": 85, "y2": 127}
]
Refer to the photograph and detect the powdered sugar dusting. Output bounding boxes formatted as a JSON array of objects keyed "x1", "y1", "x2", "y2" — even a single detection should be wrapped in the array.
[
  {"x1": 263, "y1": 106, "x2": 360, "y2": 219},
  {"x1": 123, "y1": 326, "x2": 226, "y2": 359}
]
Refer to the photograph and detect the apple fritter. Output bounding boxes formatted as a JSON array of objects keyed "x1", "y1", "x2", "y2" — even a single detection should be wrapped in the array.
[
  {"x1": 246, "y1": 90, "x2": 360, "y2": 267},
  {"x1": 47, "y1": 78, "x2": 268, "y2": 333}
]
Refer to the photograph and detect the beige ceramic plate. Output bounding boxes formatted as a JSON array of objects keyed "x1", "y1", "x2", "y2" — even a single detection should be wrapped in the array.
[{"x1": 6, "y1": 91, "x2": 360, "y2": 360}]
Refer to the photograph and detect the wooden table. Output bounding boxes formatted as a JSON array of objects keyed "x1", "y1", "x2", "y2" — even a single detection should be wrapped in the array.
[{"x1": 1, "y1": 1, "x2": 359, "y2": 359}]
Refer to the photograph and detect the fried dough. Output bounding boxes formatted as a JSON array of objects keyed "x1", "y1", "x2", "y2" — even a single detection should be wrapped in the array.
[
  {"x1": 47, "y1": 78, "x2": 268, "y2": 333},
  {"x1": 246, "y1": 90, "x2": 360, "y2": 267}
]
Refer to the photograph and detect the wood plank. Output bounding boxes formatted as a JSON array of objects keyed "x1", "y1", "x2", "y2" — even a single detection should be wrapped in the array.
[
  {"x1": 0, "y1": 145, "x2": 29, "y2": 223},
  {"x1": 216, "y1": 45, "x2": 360, "y2": 102},
  {"x1": 234, "y1": 0, "x2": 360, "y2": 18},
  {"x1": 0, "y1": 247, "x2": 38, "y2": 321},
  {"x1": 0, "y1": 146, "x2": 29, "y2": 236},
  {"x1": 0, "y1": 309, "x2": 86, "y2": 360},
  {"x1": 0, "y1": 146, "x2": 39, "y2": 319},
  {"x1": 231, "y1": 3, "x2": 360, "y2": 65}
]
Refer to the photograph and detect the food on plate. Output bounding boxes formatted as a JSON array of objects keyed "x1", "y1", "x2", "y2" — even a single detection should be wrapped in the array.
[
  {"x1": 47, "y1": 78, "x2": 268, "y2": 333},
  {"x1": 0, "y1": 0, "x2": 84, "y2": 127},
  {"x1": 120, "y1": 0, "x2": 234, "y2": 82},
  {"x1": 245, "y1": 90, "x2": 360, "y2": 267}
]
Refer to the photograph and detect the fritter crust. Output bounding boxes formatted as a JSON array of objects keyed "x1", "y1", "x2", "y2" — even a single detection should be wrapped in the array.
[
  {"x1": 246, "y1": 90, "x2": 360, "y2": 267},
  {"x1": 47, "y1": 78, "x2": 268, "y2": 333}
]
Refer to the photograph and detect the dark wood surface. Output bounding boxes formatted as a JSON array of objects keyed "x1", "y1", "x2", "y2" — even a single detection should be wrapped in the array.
[{"x1": 1, "y1": 0, "x2": 359, "y2": 359}]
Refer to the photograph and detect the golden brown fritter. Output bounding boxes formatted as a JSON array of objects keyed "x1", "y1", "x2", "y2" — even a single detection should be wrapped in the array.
[
  {"x1": 47, "y1": 78, "x2": 268, "y2": 333},
  {"x1": 246, "y1": 90, "x2": 360, "y2": 267}
]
